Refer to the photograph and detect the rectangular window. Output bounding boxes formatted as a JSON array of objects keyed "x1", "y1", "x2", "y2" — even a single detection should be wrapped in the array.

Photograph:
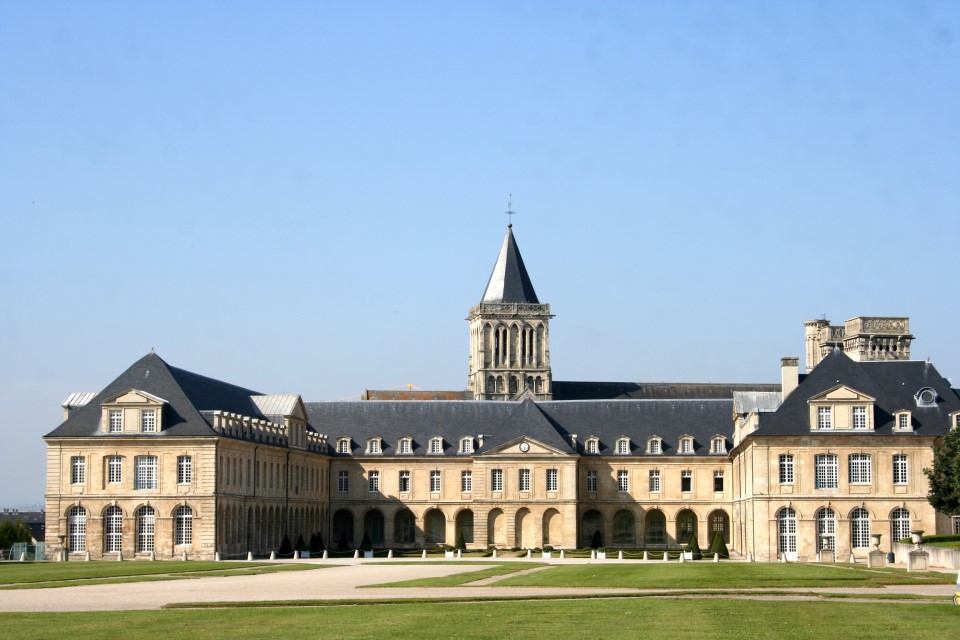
[
  {"x1": 649, "y1": 470, "x2": 660, "y2": 492},
  {"x1": 337, "y1": 470, "x2": 349, "y2": 492},
  {"x1": 399, "y1": 470, "x2": 410, "y2": 493},
  {"x1": 70, "y1": 456, "x2": 85, "y2": 485},
  {"x1": 953, "y1": 516, "x2": 960, "y2": 535},
  {"x1": 711, "y1": 438, "x2": 725, "y2": 454},
  {"x1": 586, "y1": 439, "x2": 597, "y2": 454},
  {"x1": 429, "y1": 439, "x2": 442, "y2": 454},
  {"x1": 459, "y1": 438, "x2": 473, "y2": 454},
  {"x1": 107, "y1": 456, "x2": 122, "y2": 484},
  {"x1": 649, "y1": 439, "x2": 661, "y2": 454},
  {"x1": 848, "y1": 454, "x2": 872, "y2": 484},
  {"x1": 852, "y1": 406, "x2": 868, "y2": 430},
  {"x1": 368, "y1": 470, "x2": 380, "y2": 492},
  {"x1": 519, "y1": 468, "x2": 531, "y2": 492},
  {"x1": 546, "y1": 468, "x2": 558, "y2": 492},
  {"x1": 713, "y1": 471, "x2": 724, "y2": 492},
  {"x1": 109, "y1": 409, "x2": 123, "y2": 432},
  {"x1": 616, "y1": 439, "x2": 629, "y2": 454},
  {"x1": 681, "y1": 470, "x2": 692, "y2": 492},
  {"x1": 177, "y1": 455, "x2": 192, "y2": 484},
  {"x1": 399, "y1": 439, "x2": 411, "y2": 454},
  {"x1": 369, "y1": 439, "x2": 381, "y2": 454},
  {"x1": 140, "y1": 409, "x2": 156, "y2": 433},
  {"x1": 430, "y1": 470, "x2": 441, "y2": 493},
  {"x1": 680, "y1": 438, "x2": 693, "y2": 454},
  {"x1": 134, "y1": 456, "x2": 157, "y2": 490},
  {"x1": 491, "y1": 468, "x2": 503, "y2": 492},
  {"x1": 817, "y1": 406, "x2": 832, "y2": 430},
  {"x1": 779, "y1": 454, "x2": 794, "y2": 484},
  {"x1": 617, "y1": 470, "x2": 629, "y2": 492},
  {"x1": 586, "y1": 470, "x2": 597, "y2": 492},
  {"x1": 461, "y1": 470, "x2": 472, "y2": 492},
  {"x1": 893, "y1": 454, "x2": 908, "y2": 485},
  {"x1": 897, "y1": 413, "x2": 910, "y2": 430},
  {"x1": 815, "y1": 454, "x2": 838, "y2": 489}
]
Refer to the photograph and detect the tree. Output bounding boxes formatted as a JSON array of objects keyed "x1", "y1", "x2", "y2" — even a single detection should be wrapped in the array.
[
  {"x1": 0, "y1": 520, "x2": 33, "y2": 550},
  {"x1": 925, "y1": 427, "x2": 960, "y2": 516}
]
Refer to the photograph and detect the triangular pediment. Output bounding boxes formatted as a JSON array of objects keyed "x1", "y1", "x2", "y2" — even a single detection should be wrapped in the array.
[
  {"x1": 808, "y1": 384, "x2": 875, "y2": 403},
  {"x1": 481, "y1": 435, "x2": 571, "y2": 456},
  {"x1": 101, "y1": 388, "x2": 168, "y2": 406}
]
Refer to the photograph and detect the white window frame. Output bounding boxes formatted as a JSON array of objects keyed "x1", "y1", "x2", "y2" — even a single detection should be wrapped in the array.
[
  {"x1": 713, "y1": 470, "x2": 724, "y2": 492},
  {"x1": 399, "y1": 469, "x2": 410, "y2": 493},
  {"x1": 461, "y1": 470, "x2": 472, "y2": 492},
  {"x1": 337, "y1": 438, "x2": 351, "y2": 454},
  {"x1": 136, "y1": 506, "x2": 155, "y2": 553},
  {"x1": 617, "y1": 470, "x2": 629, "y2": 493},
  {"x1": 337, "y1": 470, "x2": 349, "y2": 493},
  {"x1": 815, "y1": 453, "x2": 838, "y2": 489},
  {"x1": 368, "y1": 470, "x2": 380, "y2": 492},
  {"x1": 895, "y1": 412, "x2": 911, "y2": 431},
  {"x1": 586, "y1": 469, "x2": 597, "y2": 492},
  {"x1": 952, "y1": 516, "x2": 960, "y2": 535},
  {"x1": 891, "y1": 507, "x2": 911, "y2": 543},
  {"x1": 519, "y1": 468, "x2": 531, "y2": 492},
  {"x1": 680, "y1": 437, "x2": 693, "y2": 454},
  {"x1": 368, "y1": 438, "x2": 382, "y2": 454},
  {"x1": 177, "y1": 455, "x2": 192, "y2": 484},
  {"x1": 491, "y1": 468, "x2": 504, "y2": 492},
  {"x1": 107, "y1": 455, "x2": 122, "y2": 484},
  {"x1": 398, "y1": 438, "x2": 411, "y2": 454},
  {"x1": 852, "y1": 405, "x2": 868, "y2": 430},
  {"x1": 778, "y1": 454, "x2": 794, "y2": 485},
  {"x1": 648, "y1": 437, "x2": 662, "y2": 455},
  {"x1": 70, "y1": 456, "x2": 85, "y2": 485},
  {"x1": 848, "y1": 453, "x2": 872, "y2": 485},
  {"x1": 134, "y1": 455, "x2": 157, "y2": 490},
  {"x1": 459, "y1": 437, "x2": 474, "y2": 454},
  {"x1": 648, "y1": 469, "x2": 660, "y2": 492},
  {"x1": 109, "y1": 409, "x2": 123, "y2": 433},
  {"x1": 817, "y1": 406, "x2": 833, "y2": 430},
  {"x1": 680, "y1": 470, "x2": 692, "y2": 493},
  {"x1": 892, "y1": 454, "x2": 908, "y2": 485},
  {"x1": 140, "y1": 409, "x2": 156, "y2": 433},
  {"x1": 104, "y1": 505, "x2": 123, "y2": 553},
  {"x1": 429, "y1": 470, "x2": 441, "y2": 493},
  {"x1": 68, "y1": 506, "x2": 86, "y2": 552},
  {"x1": 546, "y1": 468, "x2": 558, "y2": 492},
  {"x1": 429, "y1": 438, "x2": 443, "y2": 454},
  {"x1": 585, "y1": 438, "x2": 598, "y2": 454},
  {"x1": 711, "y1": 437, "x2": 725, "y2": 454},
  {"x1": 851, "y1": 507, "x2": 870, "y2": 549},
  {"x1": 615, "y1": 438, "x2": 630, "y2": 455},
  {"x1": 174, "y1": 505, "x2": 193, "y2": 545}
]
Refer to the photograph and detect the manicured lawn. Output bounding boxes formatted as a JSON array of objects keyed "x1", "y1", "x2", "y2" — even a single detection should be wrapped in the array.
[
  {"x1": 372, "y1": 561, "x2": 544, "y2": 587},
  {"x1": 1, "y1": 599, "x2": 958, "y2": 639},
  {"x1": 0, "y1": 561, "x2": 322, "y2": 589}
]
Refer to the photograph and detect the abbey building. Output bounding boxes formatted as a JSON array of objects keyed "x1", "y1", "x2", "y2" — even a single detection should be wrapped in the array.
[{"x1": 44, "y1": 225, "x2": 960, "y2": 561}]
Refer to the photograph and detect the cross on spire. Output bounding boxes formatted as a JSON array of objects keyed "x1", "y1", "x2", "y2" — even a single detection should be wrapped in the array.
[{"x1": 504, "y1": 194, "x2": 516, "y2": 227}]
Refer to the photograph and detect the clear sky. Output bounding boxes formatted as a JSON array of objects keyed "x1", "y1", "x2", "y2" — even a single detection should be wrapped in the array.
[{"x1": 1, "y1": 1, "x2": 958, "y2": 507}]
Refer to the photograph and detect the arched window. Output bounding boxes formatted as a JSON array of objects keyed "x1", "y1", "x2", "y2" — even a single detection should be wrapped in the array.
[
  {"x1": 104, "y1": 505, "x2": 123, "y2": 553},
  {"x1": 398, "y1": 438, "x2": 412, "y2": 454},
  {"x1": 394, "y1": 510, "x2": 416, "y2": 544},
  {"x1": 364, "y1": 509, "x2": 385, "y2": 545},
  {"x1": 585, "y1": 437, "x2": 598, "y2": 454},
  {"x1": 367, "y1": 438, "x2": 382, "y2": 454},
  {"x1": 174, "y1": 505, "x2": 193, "y2": 546},
  {"x1": 711, "y1": 437, "x2": 726, "y2": 454},
  {"x1": 424, "y1": 509, "x2": 445, "y2": 544},
  {"x1": 679, "y1": 436, "x2": 694, "y2": 454},
  {"x1": 613, "y1": 510, "x2": 635, "y2": 545},
  {"x1": 429, "y1": 437, "x2": 443, "y2": 454},
  {"x1": 456, "y1": 509, "x2": 474, "y2": 545},
  {"x1": 136, "y1": 506, "x2": 155, "y2": 553},
  {"x1": 615, "y1": 437, "x2": 630, "y2": 455},
  {"x1": 851, "y1": 507, "x2": 870, "y2": 549},
  {"x1": 816, "y1": 508, "x2": 836, "y2": 552},
  {"x1": 337, "y1": 438, "x2": 351, "y2": 454},
  {"x1": 67, "y1": 506, "x2": 86, "y2": 552},
  {"x1": 459, "y1": 437, "x2": 474, "y2": 454},
  {"x1": 777, "y1": 507, "x2": 797, "y2": 560},
  {"x1": 647, "y1": 437, "x2": 662, "y2": 454},
  {"x1": 891, "y1": 508, "x2": 911, "y2": 543},
  {"x1": 676, "y1": 510, "x2": 697, "y2": 543},
  {"x1": 644, "y1": 510, "x2": 666, "y2": 545}
]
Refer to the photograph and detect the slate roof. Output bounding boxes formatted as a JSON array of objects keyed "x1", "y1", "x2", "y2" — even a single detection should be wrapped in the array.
[
  {"x1": 756, "y1": 349, "x2": 960, "y2": 436},
  {"x1": 553, "y1": 381, "x2": 780, "y2": 401},
  {"x1": 480, "y1": 225, "x2": 540, "y2": 304},
  {"x1": 45, "y1": 353, "x2": 265, "y2": 438},
  {"x1": 363, "y1": 389, "x2": 473, "y2": 401}
]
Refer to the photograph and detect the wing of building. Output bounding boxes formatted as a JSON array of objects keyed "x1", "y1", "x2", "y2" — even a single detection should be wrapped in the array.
[{"x1": 44, "y1": 224, "x2": 960, "y2": 561}]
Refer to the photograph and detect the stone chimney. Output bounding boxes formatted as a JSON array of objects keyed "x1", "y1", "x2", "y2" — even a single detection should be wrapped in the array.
[{"x1": 781, "y1": 357, "x2": 799, "y2": 400}]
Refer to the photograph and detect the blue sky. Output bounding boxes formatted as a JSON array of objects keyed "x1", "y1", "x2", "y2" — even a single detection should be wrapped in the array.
[{"x1": 1, "y1": 1, "x2": 958, "y2": 506}]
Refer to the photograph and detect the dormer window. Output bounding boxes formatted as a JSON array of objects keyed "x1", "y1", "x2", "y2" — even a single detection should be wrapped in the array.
[
  {"x1": 852, "y1": 406, "x2": 868, "y2": 430},
  {"x1": 140, "y1": 409, "x2": 156, "y2": 433},
  {"x1": 109, "y1": 410, "x2": 123, "y2": 433},
  {"x1": 710, "y1": 436, "x2": 726, "y2": 454},
  {"x1": 817, "y1": 406, "x2": 833, "y2": 430},
  {"x1": 915, "y1": 387, "x2": 937, "y2": 407},
  {"x1": 429, "y1": 437, "x2": 443, "y2": 454},
  {"x1": 398, "y1": 437, "x2": 412, "y2": 454},
  {"x1": 459, "y1": 437, "x2": 474, "y2": 454},
  {"x1": 585, "y1": 437, "x2": 599, "y2": 454},
  {"x1": 647, "y1": 437, "x2": 662, "y2": 455},
  {"x1": 615, "y1": 437, "x2": 630, "y2": 455},
  {"x1": 367, "y1": 438, "x2": 382, "y2": 454},
  {"x1": 952, "y1": 413, "x2": 960, "y2": 431},
  {"x1": 680, "y1": 436, "x2": 694, "y2": 454},
  {"x1": 336, "y1": 438, "x2": 351, "y2": 454},
  {"x1": 894, "y1": 411, "x2": 912, "y2": 431}
]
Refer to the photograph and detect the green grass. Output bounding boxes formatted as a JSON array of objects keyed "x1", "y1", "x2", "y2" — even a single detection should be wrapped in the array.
[
  {"x1": 371, "y1": 561, "x2": 544, "y2": 587},
  {"x1": 2, "y1": 599, "x2": 958, "y2": 639},
  {"x1": 0, "y1": 561, "x2": 323, "y2": 589}
]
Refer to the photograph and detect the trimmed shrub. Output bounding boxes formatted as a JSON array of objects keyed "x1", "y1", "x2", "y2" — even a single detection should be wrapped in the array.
[
  {"x1": 278, "y1": 533, "x2": 293, "y2": 556},
  {"x1": 337, "y1": 530, "x2": 350, "y2": 551},
  {"x1": 708, "y1": 531, "x2": 729, "y2": 558},
  {"x1": 455, "y1": 530, "x2": 466, "y2": 550},
  {"x1": 686, "y1": 534, "x2": 702, "y2": 560},
  {"x1": 590, "y1": 529, "x2": 602, "y2": 549},
  {"x1": 360, "y1": 532, "x2": 373, "y2": 551}
]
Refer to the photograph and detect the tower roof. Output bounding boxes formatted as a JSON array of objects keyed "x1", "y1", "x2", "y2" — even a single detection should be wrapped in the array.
[{"x1": 481, "y1": 225, "x2": 540, "y2": 304}]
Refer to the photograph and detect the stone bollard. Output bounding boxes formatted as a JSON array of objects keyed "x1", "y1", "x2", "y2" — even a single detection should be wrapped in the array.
[
  {"x1": 215, "y1": 551, "x2": 221, "y2": 562},
  {"x1": 247, "y1": 551, "x2": 253, "y2": 561},
  {"x1": 526, "y1": 549, "x2": 532, "y2": 559},
  {"x1": 353, "y1": 549, "x2": 359, "y2": 559},
  {"x1": 713, "y1": 553, "x2": 719, "y2": 563},
  {"x1": 746, "y1": 552, "x2": 753, "y2": 563},
  {"x1": 662, "y1": 551, "x2": 669, "y2": 563},
  {"x1": 270, "y1": 550, "x2": 276, "y2": 560},
  {"x1": 322, "y1": 550, "x2": 328, "y2": 559},
  {"x1": 388, "y1": 549, "x2": 394, "y2": 558},
  {"x1": 457, "y1": 549, "x2": 462, "y2": 558},
  {"x1": 559, "y1": 549, "x2": 565, "y2": 559},
  {"x1": 149, "y1": 551, "x2": 155, "y2": 561},
  {"x1": 779, "y1": 553, "x2": 785, "y2": 563},
  {"x1": 848, "y1": 553, "x2": 856, "y2": 564},
  {"x1": 679, "y1": 552, "x2": 685, "y2": 563},
  {"x1": 294, "y1": 550, "x2": 300, "y2": 560},
  {"x1": 182, "y1": 550, "x2": 188, "y2": 561},
  {"x1": 85, "y1": 551, "x2": 91, "y2": 562},
  {"x1": 117, "y1": 551, "x2": 123, "y2": 561},
  {"x1": 591, "y1": 549, "x2": 596, "y2": 559},
  {"x1": 492, "y1": 549, "x2": 498, "y2": 558},
  {"x1": 421, "y1": 549, "x2": 427, "y2": 559},
  {"x1": 19, "y1": 552, "x2": 26, "y2": 562},
  {"x1": 643, "y1": 551, "x2": 648, "y2": 561},
  {"x1": 618, "y1": 550, "x2": 624, "y2": 560}
]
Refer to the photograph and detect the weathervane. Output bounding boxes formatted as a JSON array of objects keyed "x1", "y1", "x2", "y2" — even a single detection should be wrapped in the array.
[{"x1": 505, "y1": 194, "x2": 516, "y2": 227}]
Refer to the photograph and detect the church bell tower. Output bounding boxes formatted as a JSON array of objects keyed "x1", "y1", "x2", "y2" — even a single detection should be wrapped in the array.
[{"x1": 468, "y1": 223, "x2": 553, "y2": 400}]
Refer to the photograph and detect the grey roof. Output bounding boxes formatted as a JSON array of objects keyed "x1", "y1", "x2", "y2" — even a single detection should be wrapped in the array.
[
  {"x1": 45, "y1": 353, "x2": 266, "y2": 438},
  {"x1": 756, "y1": 350, "x2": 960, "y2": 436},
  {"x1": 733, "y1": 391, "x2": 782, "y2": 415},
  {"x1": 481, "y1": 225, "x2": 540, "y2": 303},
  {"x1": 553, "y1": 381, "x2": 780, "y2": 401},
  {"x1": 61, "y1": 392, "x2": 97, "y2": 408},
  {"x1": 252, "y1": 394, "x2": 301, "y2": 418}
]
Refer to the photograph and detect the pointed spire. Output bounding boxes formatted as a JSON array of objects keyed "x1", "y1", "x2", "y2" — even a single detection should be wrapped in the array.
[{"x1": 481, "y1": 225, "x2": 540, "y2": 304}]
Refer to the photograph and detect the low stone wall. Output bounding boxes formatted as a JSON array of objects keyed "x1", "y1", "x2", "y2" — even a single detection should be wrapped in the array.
[{"x1": 892, "y1": 541, "x2": 960, "y2": 569}]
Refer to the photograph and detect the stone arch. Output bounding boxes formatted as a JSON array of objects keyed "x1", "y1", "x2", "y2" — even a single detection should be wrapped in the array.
[
  {"x1": 394, "y1": 509, "x2": 416, "y2": 544},
  {"x1": 135, "y1": 505, "x2": 156, "y2": 554},
  {"x1": 644, "y1": 509, "x2": 666, "y2": 545},
  {"x1": 364, "y1": 509, "x2": 385, "y2": 545},
  {"x1": 542, "y1": 508, "x2": 561, "y2": 547},
  {"x1": 613, "y1": 509, "x2": 636, "y2": 546},
  {"x1": 515, "y1": 507, "x2": 533, "y2": 548},
  {"x1": 777, "y1": 506, "x2": 798, "y2": 560},
  {"x1": 332, "y1": 509, "x2": 354, "y2": 550},
  {"x1": 487, "y1": 508, "x2": 506, "y2": 547},
  {"x1": 423, "y1": 508, "x2": 446, "y2": 545},
  {"x1": 675, "y1": 509, "x2": 698, "y2": 545},
  {"x1": 581, "y1": 509, "x2": 603, "y2": 548},
  {"x1": 103, "y1": 504, "x2": 124, "y2": 554},
  {"x1": 455, "y1": 508, "x2": 474, "y2": 546},
  {"x1": 707, "y1": 509, "x2": 730, "y2": 545}
]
